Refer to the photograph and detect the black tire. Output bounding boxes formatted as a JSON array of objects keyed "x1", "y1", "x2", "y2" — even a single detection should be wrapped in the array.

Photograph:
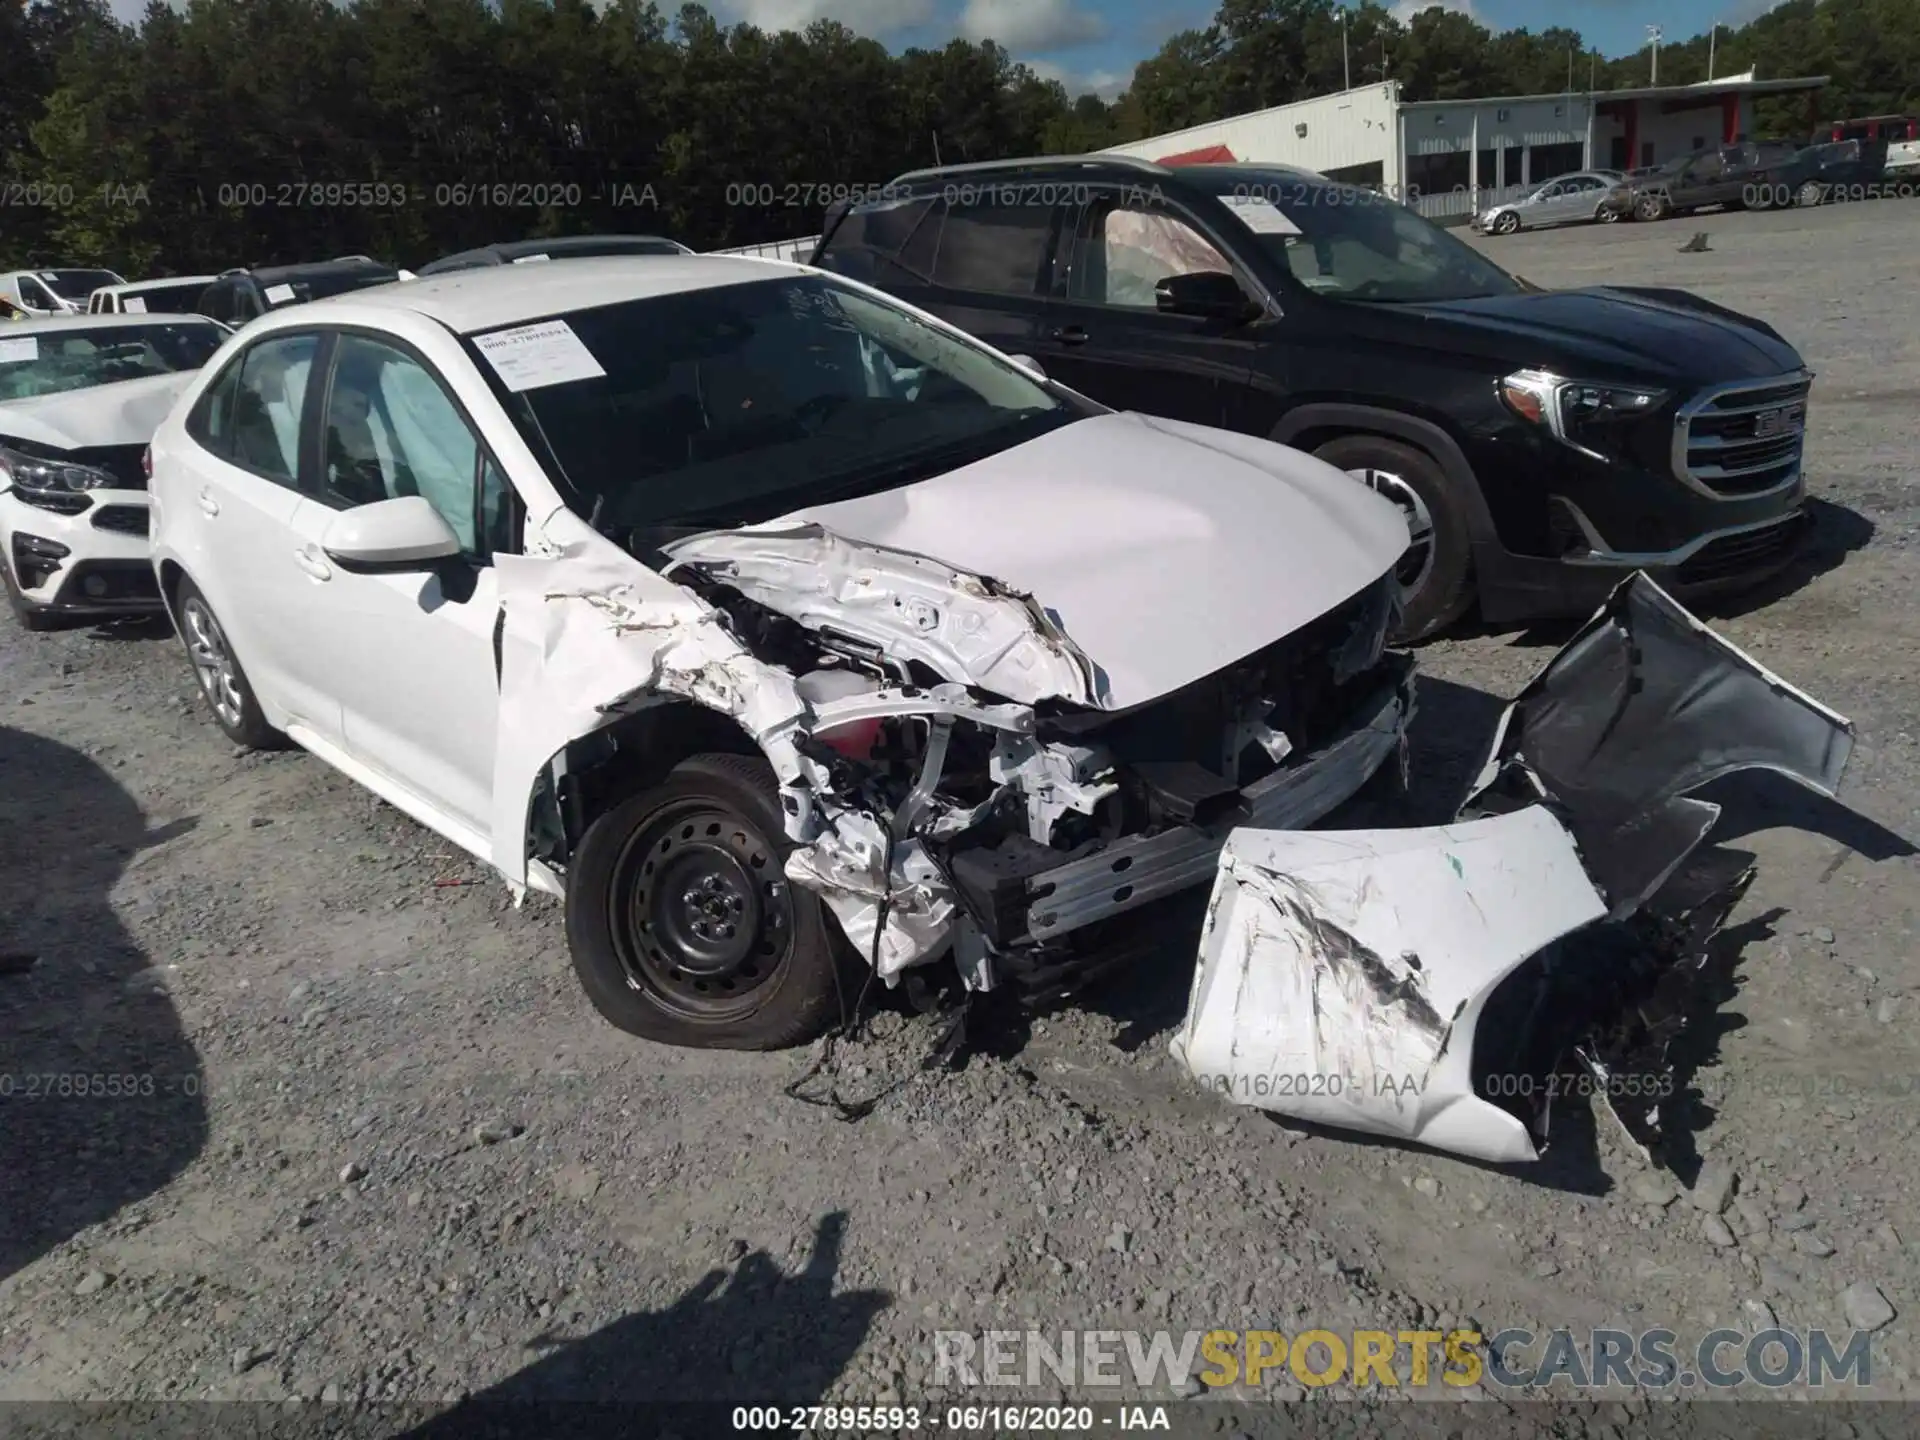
[
  {"x1": 173, "y1": 576, "x2": 284, "y2": 749},
  {"x1": 1311, "y1": 434, "x2": 1476, "y2": 644},
  {"x1": 1635, "y1": 193, "x2": 1669, "y2": 222},
  {"x1": 1492, "y1": 212, "x2": 1521, "y2": 235},
  {"x1": 1, "y1": 551, "x2": 61, "y2": 632},
  {"x1": 566, "y1": 752, "x2": 849, "y2": 1050}
]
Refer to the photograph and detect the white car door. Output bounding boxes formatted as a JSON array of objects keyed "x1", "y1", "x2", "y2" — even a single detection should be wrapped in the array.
[
  {"x1": 174, "y1": 330, "x2": 347, "y2": 745},
  {"x1": 291, "y1": 331, "x2": 512, "y2": 848}
]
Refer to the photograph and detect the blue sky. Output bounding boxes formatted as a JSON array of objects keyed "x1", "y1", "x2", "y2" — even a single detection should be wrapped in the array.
[
  {"x1": 105, "y1": 0, "x2": 1783, "y2": 99},
  {"x1": 702, "y1": 0, "x2": 1783, "y2": 98}
]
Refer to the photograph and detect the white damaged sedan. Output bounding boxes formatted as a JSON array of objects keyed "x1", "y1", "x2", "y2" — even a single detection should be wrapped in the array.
[
  {"x1": 147, "y1": 256, "x2": 1850, "y2": 1163},
  {"x1": 0, "y1": 313, "x2": 228, "y2": 628}
]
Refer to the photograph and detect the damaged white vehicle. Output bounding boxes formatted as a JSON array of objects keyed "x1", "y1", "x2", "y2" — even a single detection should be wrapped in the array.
[
  {"x1": 1, "y1": 313, "x2": 230, "y2": 629},
  {"x1": 145, "y1": 257, "x2": 1850, "y2": 1162}
]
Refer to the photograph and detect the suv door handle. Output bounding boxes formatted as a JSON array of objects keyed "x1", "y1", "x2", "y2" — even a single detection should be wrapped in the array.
[
  {"x1": 293, "y1": 545, "x2": 332, "y2": 582},
  {"x1": 1049, "y1": 326, "x2": 1089, "y2": 345},
  {"x1": 196, "y1": 488, "x2": 219, "y2": 517}
]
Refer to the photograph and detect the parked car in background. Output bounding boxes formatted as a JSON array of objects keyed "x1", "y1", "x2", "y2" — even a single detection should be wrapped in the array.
[
  {"x1": 1793, "y1": 139, "x2": 1894, "y2": 205},
  {"x1": 141, "y1": 256, "x2": 1854, "y2": 1165},
  {"x1": 193, "y1": 258, "x2": 400, "y2": 328},
  {"x1": 813, "y1": 156, "x2": 1815, "y2": 641},
  {"x1": 414, "y1": 234, "x2": 691, "y2": 275},
  {"x1": 87, "y1": 275, "x2": 221, "y2": 315},
  {"x1": 2, "y1": 268, "x2": 128, "y2": 317},
  {"x1": 0, "y1": 313, "x2": 229, "y2": 628},
  {"x1": 1612, "y1": 142, "x2": 1816, "y2": 220},
  {"x1": 1473, "y1": 170, "x2": 1624, "y2": 234}
]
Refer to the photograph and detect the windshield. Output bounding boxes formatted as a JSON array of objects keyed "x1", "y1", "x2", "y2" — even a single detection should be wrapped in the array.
[
  {"x1": 40, "y1": 269, "x2": 124, "y2": 302},
  {"x1": 262, "y1": 269, "x2": 398, "y2": 307},
  {"x1": 466, "y1": 274, "x2": 1076, "y2": 545},
  {"x1": 0, "y1": 321, "x2": 226, "y2": 402},
  {"x1": 1202, "y1": 177, "x2": 1520, "y2": 304}
]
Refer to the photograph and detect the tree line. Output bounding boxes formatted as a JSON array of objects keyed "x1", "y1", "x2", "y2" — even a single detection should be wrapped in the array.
[{"x1": 1, "y1": 0, "x2": 1911, "y2": 276}]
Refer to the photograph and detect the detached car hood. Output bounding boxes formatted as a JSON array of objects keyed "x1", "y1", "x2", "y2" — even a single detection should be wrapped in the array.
[
  {"x1": 0, "y1": 370, "x2": 199, "y2": 449},
  {"x1": 665, "y1": 412, "x2": 1410, "y2": 711},
  {"x1": 1405, "y1": 287, "x2": 1802, "y2": 382}
]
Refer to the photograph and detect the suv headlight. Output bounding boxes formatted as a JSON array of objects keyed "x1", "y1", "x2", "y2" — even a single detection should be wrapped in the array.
[
  {"x1": 1500, "y1": 370, "x2": 1667, "y2": 459},
  {"x1": 0, "y1": 442, "x2": 120, "y2": 504}
]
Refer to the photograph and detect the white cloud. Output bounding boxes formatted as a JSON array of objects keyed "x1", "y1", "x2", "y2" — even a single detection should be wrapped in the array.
[
  {"x1": 960, "y1": 0, "x2": 1106, "y2": 51},
  {"x1": 1022, "y1": 57, "x2": 1129, "y2": 99},
  {"x1": 1390, "y1": 0, "x2": 1476, "y2": 23},
  {"x1": 719, "y1": 0, "x2": 936, "y2": 38}
]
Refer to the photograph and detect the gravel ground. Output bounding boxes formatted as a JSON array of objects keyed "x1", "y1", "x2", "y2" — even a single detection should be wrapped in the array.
[{"x1": 2, "y1": 199, "x2": 1917, "y2": 1422}]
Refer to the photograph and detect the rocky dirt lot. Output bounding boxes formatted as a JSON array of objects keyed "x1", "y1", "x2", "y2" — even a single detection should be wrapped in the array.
[{"x1": 2, "y1": 199, "x2": 1917, "y2": 1425}]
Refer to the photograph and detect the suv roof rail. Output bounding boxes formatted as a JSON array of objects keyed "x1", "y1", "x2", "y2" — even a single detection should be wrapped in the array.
[
  {"x1": 217, "y1": 267, "x2": 248, "y2": 278},
  {"x1": 331, "y1": 254, "x2": 379, "y2": 263},
  {"x1": 890, "y1": 153, "x2": 1169, "y2": 184}
]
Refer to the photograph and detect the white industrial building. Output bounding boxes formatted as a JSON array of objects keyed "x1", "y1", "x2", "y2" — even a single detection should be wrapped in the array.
[{"x1": 1100, "y1": 73, "x2": 1829, "y2": 221}]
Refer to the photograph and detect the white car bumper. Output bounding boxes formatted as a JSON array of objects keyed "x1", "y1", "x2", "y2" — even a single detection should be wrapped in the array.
[
  {"x1": 1172, "y1": 573, "x2": 1854, "y2": 1164},
  {"x1": 0, "y1": 487, "x2": 160, "y2": 616}
]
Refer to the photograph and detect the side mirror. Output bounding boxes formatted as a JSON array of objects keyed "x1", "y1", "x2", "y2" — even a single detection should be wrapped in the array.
[
  {"x1": 1155, "y1": 270, "x2": 1258, "y2": 322},
  {"x1": 1005, "y1": 353, "x2": 1046, "y2": 379},
  {"x1": 321, "y1": 495, "x2": 462, "y2": 570}
]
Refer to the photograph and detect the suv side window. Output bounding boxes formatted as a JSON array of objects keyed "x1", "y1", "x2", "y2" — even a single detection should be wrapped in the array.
[
  {"x1": 186, "y1": 358, "x2": 244, "y2": 458},
  {"x1": 228, "y1": 333, "x2": 320, "y2": 486},
  {"x1": 1068, "y1": 200, "x2": 1235, "y2": 309},
  {"x1": 930, "y1": 201, "x2": 1055, "y2": 296},
  {"x1": 316, "y1": 333, "x2": 512, "y2": 559}
]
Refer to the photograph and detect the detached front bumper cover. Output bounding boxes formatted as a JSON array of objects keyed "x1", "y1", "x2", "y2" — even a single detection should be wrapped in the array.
[{"x1": 1172, "y1": 574, "x2": 1855, "y2": 1164}]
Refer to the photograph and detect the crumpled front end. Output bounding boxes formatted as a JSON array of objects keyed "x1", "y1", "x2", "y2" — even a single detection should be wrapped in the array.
[
  {"x1": 496, "y1": 509, "x2": 1414, "y2": 991},
  {"x1": 1172, "y1": 573, "x2": 1855, "y2": 1163}
]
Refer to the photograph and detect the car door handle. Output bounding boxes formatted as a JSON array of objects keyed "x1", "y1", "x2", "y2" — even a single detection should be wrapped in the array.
[
  {"x1": 1049, "y1": 326, "x2": 1089, "y2": 345},
  {"x1": 293, "y1": 545, "x2": 332, "y2": 582},
  {"x1": 196, "y1": 488, "x2": 219, "y2": 517}
]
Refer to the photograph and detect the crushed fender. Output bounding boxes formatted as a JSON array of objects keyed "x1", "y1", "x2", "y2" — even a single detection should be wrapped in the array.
[{"x1": 1175, "y1": 573, "x2": 1856, "y2": 1164}]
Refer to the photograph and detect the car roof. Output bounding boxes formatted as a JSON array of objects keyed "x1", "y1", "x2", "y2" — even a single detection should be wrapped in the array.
[
  {"x1": 236, "y1": 258, "x2": 399, "y2": 285},
  {"x1": 285, "y1": 254, "x2": 805, "y2": 335},
  {"x1": 98, "y1": 275, "x2": 220, "y2": 295},
  {"x1": 0, "y1": 311, "x2": 224, "y2": 336},
  {"x1": 420, "y1": 235, "x2": 689, "y2": 271}
]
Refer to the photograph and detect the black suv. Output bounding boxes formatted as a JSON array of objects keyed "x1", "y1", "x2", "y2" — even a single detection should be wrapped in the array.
[
  {"x1": 415, "y1": 233, "x2": 691, "y2": 275},
  {"x1": 811, "y1": 156, "x2": 1813, "y2": 639},
  {"x1": 193, "y1": 257, "x2": 400, "y2": 327}
]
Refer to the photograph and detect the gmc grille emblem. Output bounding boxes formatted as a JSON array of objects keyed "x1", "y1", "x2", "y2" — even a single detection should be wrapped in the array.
[{"x1": 1753, "y1": 402, "x2": 1806, "y2": 439}]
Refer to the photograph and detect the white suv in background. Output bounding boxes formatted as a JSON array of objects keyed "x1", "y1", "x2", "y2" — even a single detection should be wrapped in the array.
[{"x1": 0, "y1": 313, "x2": 230, "y2": 628}]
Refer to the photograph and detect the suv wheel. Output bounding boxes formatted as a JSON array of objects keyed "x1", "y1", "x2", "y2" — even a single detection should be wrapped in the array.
[
  {"x1": 1312, "y1": 435, "x2": 1474, "y2": 643},
  {"x1": 565, "y1": 753, "x2": 848, "y2": 1050},
  {"x1": 1635, "y1": 193, "x2": 1670, "y2": 221},
  {"x1": 175, "y1": 577, "x2": 283, "y2": 748},
  {"x1": 1797, "y1": 180, "x2": 1825, "y2": 207}
]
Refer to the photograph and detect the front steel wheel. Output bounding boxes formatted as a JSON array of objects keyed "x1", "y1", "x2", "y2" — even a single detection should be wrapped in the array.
[{"x1": 565, "y1": 753, "x2": 847, "y2": 1049}]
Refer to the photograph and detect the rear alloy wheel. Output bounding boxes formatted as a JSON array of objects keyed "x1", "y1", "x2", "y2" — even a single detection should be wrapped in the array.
[
  {"x1": 1635, "y1": 194, "x2": 1669, "y2": 222},
  {"x1": 1596, "y1": 203, "x2": 1622, "y2": 224},
  {"x1": 1797, "y1": 180, "x2": 1825, "y2": 207},
  {"x1": 565, "y1": 753, "x2": 846, "y2": 1050},
  {"x1": 1492, "y1": 211, "x2": 1521, "y2": 235},
  {"x1": 1313, "y1": 434, "x2": 1475, "y2": 643},
  {"x1": 175, "y1": 578, "x2": 283, "y2": 749}
]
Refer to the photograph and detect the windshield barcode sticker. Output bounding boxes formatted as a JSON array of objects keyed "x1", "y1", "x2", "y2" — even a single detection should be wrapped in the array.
[
  {"x1": 0, "y1": 336, "x2": 39, "y2": 362},
  {"x1": 123, "y1": 296, "x2": 147, "y2": 312},
  {"x1": 1220, "y1": 195, "x2": 1301, "y2": 235},
  {"x1": 263, "y1": 283, "x2": 296, "y2": 303},
  {"x1": 472, "y1": 319, "x2": 606, "y2": 391}
]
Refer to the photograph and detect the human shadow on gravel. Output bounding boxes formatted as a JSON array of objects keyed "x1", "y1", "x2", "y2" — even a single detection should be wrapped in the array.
[
  {"x1": 0, "y1": 725, "x2": 207, "y2": 1283},
  {"x1": 400, "y1": 1211, "x2": 888, "y2": 1435}
]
